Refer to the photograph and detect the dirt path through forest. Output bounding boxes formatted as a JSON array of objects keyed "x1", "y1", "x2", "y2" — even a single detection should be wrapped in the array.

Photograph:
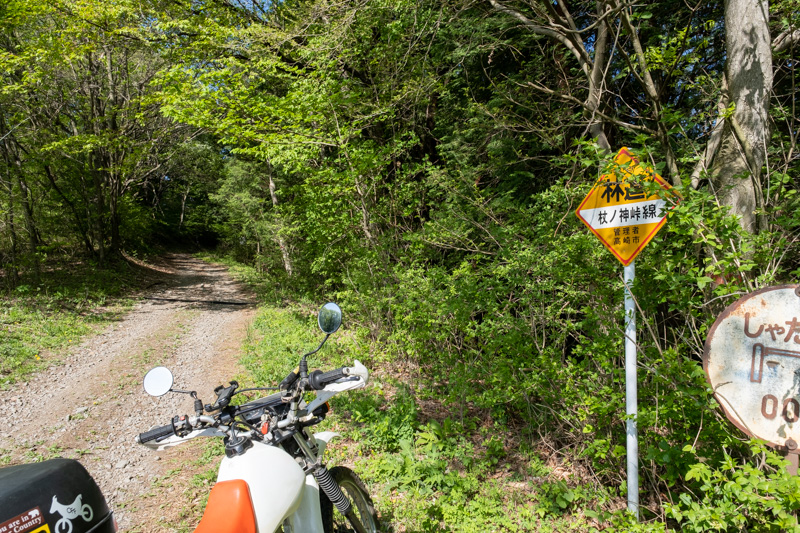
[{"x1": 0, "y1": 253, "x2": 258, "y2": 532}]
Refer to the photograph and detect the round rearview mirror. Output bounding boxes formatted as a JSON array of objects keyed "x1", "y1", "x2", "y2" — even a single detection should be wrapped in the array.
[
  {"x1": 143, "y1": 366, "x2": 174, "y2": 397},
  {"x1": 318, "y1": 302, "x2": 343, "y2": 335}
]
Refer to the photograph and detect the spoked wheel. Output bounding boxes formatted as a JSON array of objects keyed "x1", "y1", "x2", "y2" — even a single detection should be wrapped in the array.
[{"x1": 320, "y1": 466, "x2": 379, "y2": 533}]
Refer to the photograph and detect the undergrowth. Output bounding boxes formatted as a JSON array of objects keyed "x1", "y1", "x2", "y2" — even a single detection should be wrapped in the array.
[
  {"x1": 225, "y1": 248, "x2": 800, "y2": 533},
  {"x1": 228, "y1": 262, "x2": 610, "y2": 532},
  {"x1": 0, "y1": 255, "x2": 160, "y2": 387}
]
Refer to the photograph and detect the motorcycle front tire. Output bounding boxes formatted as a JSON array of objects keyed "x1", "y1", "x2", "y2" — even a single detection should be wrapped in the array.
[{"x1": 319, "y1": 466, "x2": 379, "y2": 533}]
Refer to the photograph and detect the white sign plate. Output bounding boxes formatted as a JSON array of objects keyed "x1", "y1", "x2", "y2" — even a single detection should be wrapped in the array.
[{"x1": 704, "y1": 285, "x2": 800, "y2": 451}]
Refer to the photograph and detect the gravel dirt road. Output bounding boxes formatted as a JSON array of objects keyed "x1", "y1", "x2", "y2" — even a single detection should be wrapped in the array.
[{"x1": 0, "y1": 253, "x2": 258, "y2": 531}]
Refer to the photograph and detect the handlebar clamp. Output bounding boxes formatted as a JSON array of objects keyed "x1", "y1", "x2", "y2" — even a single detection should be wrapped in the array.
[
  {"x1": 206, "y1": 381, "x2": 239, "y2": 412},
  {"x1": 171, "y1": 415, "x2": 192, "y2": 437}
]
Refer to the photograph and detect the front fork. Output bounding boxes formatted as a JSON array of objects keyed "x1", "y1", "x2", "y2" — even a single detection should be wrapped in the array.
[{"x1": 294, "y1": 429, "x2": 369, "y2": 533}]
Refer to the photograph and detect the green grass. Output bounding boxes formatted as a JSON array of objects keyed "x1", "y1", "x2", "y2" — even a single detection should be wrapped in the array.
[
  {"x1": 234, "y1": 300, "x2": 591, "y2": 532},
  {"x1": 239, "y1": 303, "x2": 619, "y2": 532},
  {"x1": 220, "y1": 258, "x2": 542, "y2": 531},
  {"x1": 0, "y1": 257, "x2": 157, "y2": 387}
]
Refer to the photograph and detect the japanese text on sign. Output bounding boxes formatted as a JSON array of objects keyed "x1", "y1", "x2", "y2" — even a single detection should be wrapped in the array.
[
  {"x1": 704, "y1": 286, "x2": 800, "y2": 451},
  {"x1": 575, "y1": 147, "x2": 676, "y2": 266}
]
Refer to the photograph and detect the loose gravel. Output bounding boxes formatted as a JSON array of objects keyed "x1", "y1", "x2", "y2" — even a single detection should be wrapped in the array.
[{"x1": 0, "y1": 254, "x2": 258, "y2": 531}]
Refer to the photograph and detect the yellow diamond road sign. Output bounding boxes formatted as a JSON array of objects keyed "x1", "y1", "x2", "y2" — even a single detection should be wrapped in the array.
[{"x1": 576, "y1": 147, "x2": 678, "y2": 266}]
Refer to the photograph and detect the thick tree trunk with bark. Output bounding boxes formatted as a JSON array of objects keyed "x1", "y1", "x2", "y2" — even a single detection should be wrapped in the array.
[{"x1": 709, "y1": 0, "x2": 772, "y2": 233}]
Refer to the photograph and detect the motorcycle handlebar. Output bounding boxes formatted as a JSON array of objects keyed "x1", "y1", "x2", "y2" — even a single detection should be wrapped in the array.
[
  {"x1": 235, "y1": 392, "x2": 284, "y2": 420},
  {"x1": 279, "y1": 369, "x2": 299, "y2": 391},
  {"x1": 137, "y1": 364, "x2": 356, "y2": 444}
]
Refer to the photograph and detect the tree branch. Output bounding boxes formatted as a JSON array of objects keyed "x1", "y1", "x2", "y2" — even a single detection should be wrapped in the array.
[
  {"x1": 612, "y1": 0, "x2": 681, "y2": 183},
  {"x1": 773, "y1": 29, "x2": 800, "y2": 53},
  {"x1": 690, "y1": 76, "x2": 728, "y2": 189},
  {"x1": 524, "y1": 81, "x2": 656, "y2": 134},
  {"x1": 487, "y1": 0, "x2": 592, "y2": 77}
]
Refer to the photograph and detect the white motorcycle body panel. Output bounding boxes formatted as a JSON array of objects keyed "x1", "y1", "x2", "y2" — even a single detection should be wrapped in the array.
[
  {"x1": 285, "y1": 475, "x2": 325, "y2": 533},
  {"x1": 216, "y1": 441, "x2": 305, "y2": 533}
]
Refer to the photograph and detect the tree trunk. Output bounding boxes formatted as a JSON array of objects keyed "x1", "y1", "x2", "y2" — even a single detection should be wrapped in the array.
[
  {"x1": 2, "y1": 166, "x2": 19, "y2": 286},
  {"x1": 43, "y1": 165, "x2": 95, "y2": 254},
  {"x1": 709, "y1": 0, "x2": 772, "y2": 233},
  {"x1": 179, "y1": 185, "x2": 190, "y2": 229},
  {"x1": 92, "y1": 164, "x2": 107, "y2": 264},
  {"x1": 267, "y1": 171, "x2": 293, "y2": 276},
  {"x1": 108, "y1": 169, "x2": 122, "y2": 256},
  {"x1": 353, "y1": 175, "x2": 377, "y2": 246},
  {"x1": 13, "y1": 153, "x2": 40, "y2": 283},
  {"x1": 586, "y1": 0, "x2": 611, "y2": 150}
]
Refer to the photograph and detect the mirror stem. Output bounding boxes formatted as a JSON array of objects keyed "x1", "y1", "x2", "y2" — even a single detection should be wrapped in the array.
[
  {"x1": 170, "y1": 388, "x2": 196, "y2": 395},
  {"x1": 301, "y1": 334, "x2": 330, "y2": 361},
  {"x1": 299, "y1": 355, "x2": 309, "y2": 380},
  {"x1": 299, "y1": 334, "x2": 330, "y2": 381}
]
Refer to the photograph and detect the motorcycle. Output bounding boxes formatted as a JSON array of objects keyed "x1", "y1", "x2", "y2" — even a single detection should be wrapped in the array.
[
  {"x1": 0, "y1": 303, "x2": 376, "y2": 533},
  {"x1": 135, "y1": 302, "x2": 379, "y2": 533}
]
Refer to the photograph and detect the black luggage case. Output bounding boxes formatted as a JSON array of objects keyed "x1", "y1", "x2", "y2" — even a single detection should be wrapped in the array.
[{"x1": 0, "y1": 458, "x2": 116, "y2": 533}]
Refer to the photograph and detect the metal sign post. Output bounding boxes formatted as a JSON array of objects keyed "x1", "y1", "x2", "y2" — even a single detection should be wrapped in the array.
[
  {"x1": 624, "y1": 262, "x2": 639, "y2": 518},
  {"x1": 575, "y1": 148, "x2": 679, "y2": 521}
]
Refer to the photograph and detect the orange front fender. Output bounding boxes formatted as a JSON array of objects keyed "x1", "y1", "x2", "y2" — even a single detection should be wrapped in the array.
[{"x1": 194, "y1": 479, "x2": 257, "y2": 533}]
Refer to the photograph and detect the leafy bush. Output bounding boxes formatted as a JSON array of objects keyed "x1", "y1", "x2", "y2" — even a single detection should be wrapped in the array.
[{"x1": 665, "y1": 443, "x2": 800, "y2": 532}]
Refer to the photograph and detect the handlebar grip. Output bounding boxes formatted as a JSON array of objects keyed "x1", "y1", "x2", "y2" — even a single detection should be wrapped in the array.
[
  {"x1": 136, "y1": 424, "x2": 174, "y2": 444},
  {"x1": 308, "y1": 368, "x2": 348, "y2": 390}
]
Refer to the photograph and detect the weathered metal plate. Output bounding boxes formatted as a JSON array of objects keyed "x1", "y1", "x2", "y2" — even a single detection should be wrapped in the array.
[{"x1": 704, "y1": 285, "x2": 800, "y2": 452}]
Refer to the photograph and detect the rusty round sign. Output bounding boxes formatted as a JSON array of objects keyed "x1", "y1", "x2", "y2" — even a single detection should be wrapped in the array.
[{"x1": 704, "y1": 285, "x2": 800, "y2": 451}]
